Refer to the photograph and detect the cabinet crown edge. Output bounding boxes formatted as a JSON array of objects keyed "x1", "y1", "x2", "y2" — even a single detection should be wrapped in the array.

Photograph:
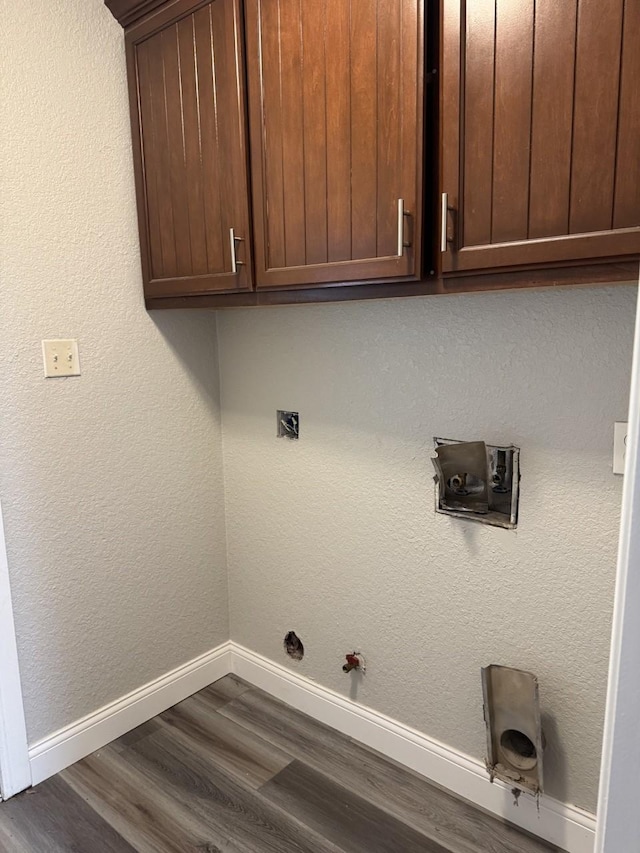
[{"x1": 105, "y1": 0, "x2": 167, "y2": 27}]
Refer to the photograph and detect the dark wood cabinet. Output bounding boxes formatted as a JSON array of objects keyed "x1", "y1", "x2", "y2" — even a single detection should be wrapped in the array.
[
  {"x1": 108, "y1": 0, "x2": 639, "y2": 306},
  {"x1": 125, "y1": 0, "x2": 253, "y2": 297},
  {"x1": 440, "y1": 0, "x2": 640, "y2": 277},
  {"x1": 120, "y1": 0, "x2": 425, "y2": 299},
  {"x1": 244, "y1": 0, "x2": 424, "y2": 289}
]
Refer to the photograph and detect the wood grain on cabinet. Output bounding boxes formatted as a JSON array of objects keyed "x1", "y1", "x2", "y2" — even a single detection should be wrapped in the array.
[
  {"x1": 245, "y1": 0, "x2": 425, "y2": 289},
  {"x1": 126, "y1": 0, "x2": 253, "y2": 297},
  {"x1": 440, "y1": 0, "x2": 640, "y2": 275}
]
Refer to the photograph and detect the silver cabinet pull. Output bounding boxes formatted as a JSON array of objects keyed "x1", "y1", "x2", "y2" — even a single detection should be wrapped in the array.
[
  {"x1": 441, "y1": 192, "x2": 449, "y2": 253},
  {"x1": 397, "y1": 199, "x2": 411, "y2": 257},
  {"x1": 230, "y1": 228, "x2": 244, "y2": 274}
]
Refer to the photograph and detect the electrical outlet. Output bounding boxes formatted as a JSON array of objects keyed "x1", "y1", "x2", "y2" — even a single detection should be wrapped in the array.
[
  {"x1": 42, "y1": 339, "x2": 80, "y2": 377},
  {"x1": 613, "y1": 422, "x2": 628, "y2": 475}
]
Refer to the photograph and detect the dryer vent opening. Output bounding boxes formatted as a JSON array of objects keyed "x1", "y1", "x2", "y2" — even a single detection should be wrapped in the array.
[
  {"x1": 500, "y1": 729, "x2": 538, "y2": 771},
  {"x1": 481, "y1": 664, "x2": 544, "y2": 795},
  {"x1": 284, "y1": 631, "x2": 304, "y2": 661}
]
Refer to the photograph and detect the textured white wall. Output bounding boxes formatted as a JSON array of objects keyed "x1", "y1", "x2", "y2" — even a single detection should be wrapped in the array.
[
  {"x1": 217, "y1": 285, "x2": 636, "y2": 812},
  {"x1": 0, "y1": 0, "x2": 228, "y2": 743},
  {"x1": 1, "y1": 0, "x2": 635, "y2": 815}
]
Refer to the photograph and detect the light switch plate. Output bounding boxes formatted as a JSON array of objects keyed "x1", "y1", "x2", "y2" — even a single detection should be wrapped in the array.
[
  {"x1": 42, "y1": 339, "x2": 80, "y2": 377},
  {"x1": 613, "y1": 422, "x2": 628, "y2": 475}
]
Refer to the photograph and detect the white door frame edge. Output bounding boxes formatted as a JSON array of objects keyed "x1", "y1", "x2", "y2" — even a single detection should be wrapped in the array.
[{"x1": 0, "y1": 498, "x2": 31, "y2": 799}]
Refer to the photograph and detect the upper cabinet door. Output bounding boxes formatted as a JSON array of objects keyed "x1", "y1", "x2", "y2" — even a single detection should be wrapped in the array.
[
  {"x1": 245, "y1": 0, "x2": 424, "y2": 289},
  {"x1": 126, "y1": 0, "x2": 253, "y2": 297},
  {"x1": 440, "y1": 0, "x2": 640, "y2": 275}
]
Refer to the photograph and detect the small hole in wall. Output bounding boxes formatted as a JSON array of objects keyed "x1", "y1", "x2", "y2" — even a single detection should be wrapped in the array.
[{"x1": 284, "y1": 631, "x2": 304, "y2": 661}]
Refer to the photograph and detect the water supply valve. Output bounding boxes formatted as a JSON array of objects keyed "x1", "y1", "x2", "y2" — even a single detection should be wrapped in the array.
[{"x1": 343, "y1": 652, "x2": 366, "y2": 674}]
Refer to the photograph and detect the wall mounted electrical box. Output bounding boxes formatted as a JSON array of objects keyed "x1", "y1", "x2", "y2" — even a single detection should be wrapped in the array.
[
  {"x1": 432, "y1": 438, "x2": 520, "y2": 529},
  {"x1": 277, "y1": 411, "x2": 299, "y2": 439}
]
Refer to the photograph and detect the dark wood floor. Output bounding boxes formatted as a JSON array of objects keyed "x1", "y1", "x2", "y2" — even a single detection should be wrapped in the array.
[{"x1": 0, "y1": 676, "x2": 564, "y2": 852}]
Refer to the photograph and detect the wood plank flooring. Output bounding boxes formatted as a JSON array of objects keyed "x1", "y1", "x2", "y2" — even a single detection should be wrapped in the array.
[{"x1": 0, "y1": 675, "x2": 565, "y2": 853}]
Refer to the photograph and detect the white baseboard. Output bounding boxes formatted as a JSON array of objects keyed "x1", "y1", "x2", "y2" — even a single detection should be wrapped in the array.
[
  {"x1": 26, "y1": 639, "x2": 596, "y2": 853},
  {"x1": 29, "y1": 642, "x2": 232, "y2": 785},
  {"x1": 230, "y1": 643, "x2": 596, "y2": 853}
]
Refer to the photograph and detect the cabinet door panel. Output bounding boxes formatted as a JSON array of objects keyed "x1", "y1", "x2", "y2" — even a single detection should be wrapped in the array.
[
  {"x1": 279, "y1": 0, "x2": 306, "y2": 267},
  {"x1": 570, "y1": 0, "x2": 623, "y2": 235},
  {"x1": 441, "y1": 0, "x2": 640, "y2": 275},
  {"x1": 302, "y1": 0, "x2": 329, "y2": 265},
  {"x1": 127, "y1": 0, "x2": 252, "y2": 296},
  {"x1": 461, "y1": 0, "x2": 494, "y2": 249},
  {"x1": 350, "y1": 0, "x2": 379, "y2": 262},
  {"x1": 491, "y1": 0, "x2": 533, "y2": 243},
  {"x1": 614, "y1": 0, "x2": 640, "y2": 230},
  {"x1": 377, "y1": 0, "x2": 403, "y2": 258},
  {"x1": 246, "y1": 0, "x2": 424, "y2": 289},
  {"x1": 528, "y1": 0, "x2": 577, "y2": 240},
  {"x1": 325, "y1": 0, "x2": 352, "y2": 263}
]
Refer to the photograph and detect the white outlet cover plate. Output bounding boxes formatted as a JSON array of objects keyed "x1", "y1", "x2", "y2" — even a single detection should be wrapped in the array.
[
  {"x1": 42, "y1": 339, "x2": 80, "y2": 377},
  {"x1": 613, "y1": 421, "x2": 629, "y2": 475}
]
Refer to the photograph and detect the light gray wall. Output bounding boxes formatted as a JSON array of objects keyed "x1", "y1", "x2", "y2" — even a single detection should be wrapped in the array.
[
  {"x1": 217, "y1": 285, "x2": 637, "y2": 812},
  {"x1": 0, "y1": 0, "x2": 228, "y2": 743},
  {"x1": 2, "y1": 0, "x2": 635, "y2": 815}
]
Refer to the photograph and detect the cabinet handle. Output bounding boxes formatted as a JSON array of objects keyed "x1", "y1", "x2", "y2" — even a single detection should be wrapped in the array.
[
  {"x1": 397, "y1": 199, "x2": 411, "y2": 257},
  {"x1": 440, "y1": 193, "x2": 449, "y2": 254},
  {"x1": 230, "y1": 228, "x2": 244, "y2": 274}
]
